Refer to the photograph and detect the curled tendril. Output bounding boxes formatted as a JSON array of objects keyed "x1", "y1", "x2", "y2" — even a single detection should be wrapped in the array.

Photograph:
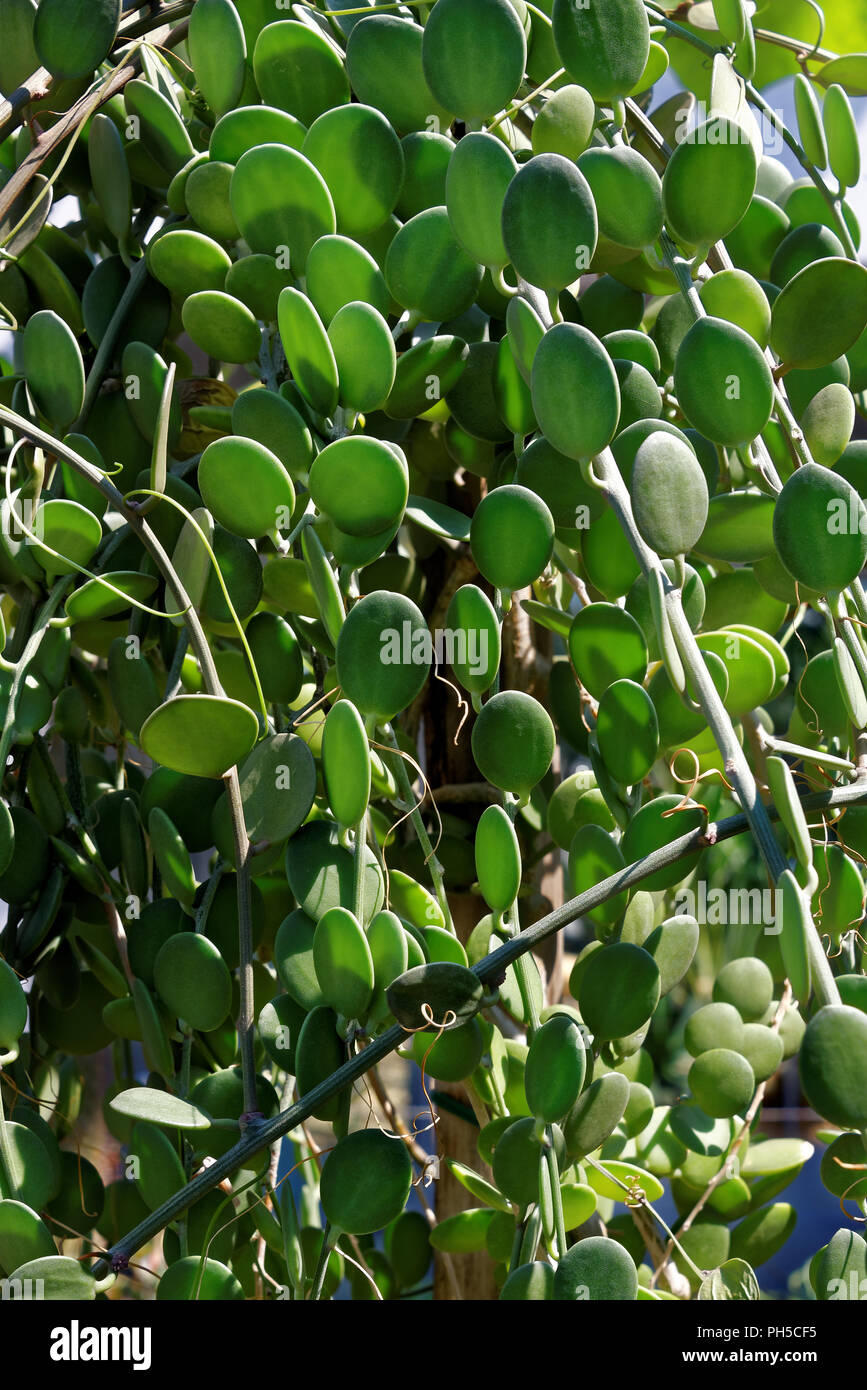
[
  {"x1": 832, "y1": 1155, "x2": 867, "y2": 1222},
  {"x1": 624, "y1": 1176, "x2": 647, "y2": 1210},
  {"x1": 0, "y1": 298, "x2": 19, "y2": 332},
  {"x1": 431, "y1": 660, "x2": 470, "y2": 746},
  {"x1": 801, "y1": 0, "x2": 827, "y2": 61},
  {"x1": 791, "y1": 621, "x2": 824, "y2": 735},
  {"x1": 663, "y1": 746, "x2": 727, "y2": 814},
  {"x1": 394, "y1": 1002, "x2": 458, "y2": 1164},
  {"x1": 371, "y1": 736, "x2": 445, "y2": 870}
]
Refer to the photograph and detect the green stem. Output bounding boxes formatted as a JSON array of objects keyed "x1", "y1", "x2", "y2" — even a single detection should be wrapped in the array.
[
  {"x1": 659, "y1": 230, "x2": 704, "y2": 319},
  {"x1": 165, "y1": 629, "x2": 189, "y2": 700},
  {"x1": 758, "y1": 734, "x2": 855, "y2": 775},
  {"x1": 381, "y1": 722, "x2": 453, "y2": 931},
  {"x1": 194, "y1": 863, "x2": 225, "y2": 934},
  {"x1": 545, "y1": 1131, "x2": 568, "y2": 1261},
  {"x1": 223, "y1": 767, "x2": 258, "y2": 1121},
  {"x1": 772, "y1": 382, "x2": 813, "y2": 469},
  {"x1": 751, "y1": 28, "x2": 834, "y2": 62},
  {"x1": 309, "y1": 1223, "x2": 335, "y2": 1301},
  {"x1": 352, "y1": 811, "x2": 367, "y2": 923},
  {"x1": 73, "y1": 256, "x2": 150, "y2": 433},
  {"x1": 507, "y1": 1210, "x2": 527, "y2": 1274},
  {"x1": 0, "y1": 1078, "x2": 19, "y2": 1197}
]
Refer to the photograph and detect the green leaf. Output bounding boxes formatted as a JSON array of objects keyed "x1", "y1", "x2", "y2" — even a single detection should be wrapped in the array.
[
  {"x1": 404, "y1": 495, "x2": 471, "y2": 543},
  {"x1": 109, "y1": 1088, "x2": 212, "y2": 1131},
  {"x1": 7, "y1": 1255, "x2": 95, "y2": 1300},
  {"x1": 34, "y1": 0, "x2": 120, "y2": 79},
  {"x1": 140, "y1": 695, "x2": 259, "y2": 779},
  {"x1": 698, "y1": 1257, "x2": 760, "y2": 1301}
]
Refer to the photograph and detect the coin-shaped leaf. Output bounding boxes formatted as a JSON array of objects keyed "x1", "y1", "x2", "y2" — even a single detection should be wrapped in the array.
[
  {"x1": 554, "y1": 1235, "x2": 638, "y2": 1301},
  {"x1": 799, "y1": 1005, "x2": 867, "y2": 1129},
  {"x1": 140, "y1": 696, "x2": 259, "y2": 780},
  {"x1": 34, "y1": 0, "x2": 120, "y2": 79},
  {"x1": 471, "y1": 690, "x2": 555, "y2": 798},
  {"x1": 773, "y1": 461, "x2": 867, "y2": 594},
  {"x1": 321, "y1": 1129, "x2": 413, "y2": 1235},
  {"x1": 663, "y1": 118, "x2": 757, "y2": 248},
  {"x1": 385, "y1": 206, "x2": 483, "y2": 323},
  {"x1": 421, "y1": 0, "x2": 526, "y2": 123},
  {"x1": 631, "y1": 432, "x2": 709, "y2": 557},
  {"x1": 502, "y1": 155, "x2": 598, "y2": 293},
  {"x1": 674, "y1": 316, "x2": 774, "y2": 446},
  {"x1": 771, "y1": 257, "x2": 867, "y2": 369},
  {"x1": 198, "y1": 436, "x2": 295, "y2": 540},
  {"x1": 310, "y1": 437, "x2": 408, "y2": 537},
  {"x1": 470, "y1": 484, "x2": 555, "y2": 592},
  {"x1": 231, "y1": 144, "x2": 335, "y2": 271},
  {"x1": 596, "y1": 678, "x2": 659, "y2": 786},
  {"x1": 303, "y1": 104, "x2": 404, "y2": 237},
  {"x1": 252, "y1": 19, "x2": 349, "y2": 125},
  {"x1": 569, "y1": 602, "x2": 648, "y2": 700},
  {"x1": 578, "y1": 942, "x2": 661, "y2": 1042},
  {"x1": 531, "y1": 323, "x2": 619, "y2": 459}
]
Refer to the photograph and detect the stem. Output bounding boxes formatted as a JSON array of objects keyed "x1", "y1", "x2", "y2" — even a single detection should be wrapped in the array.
[
  {"x1": 751, "y1": 29, "x2": 834, "y2": 62},
  {"x1": 659, "y1": 230, "x2": 704, "y2": 319},
  {"x1": 308, "y1": 1223, "x2": 334, "y2": 1301},
  {"x1": 381, "y1": 722, "x2": 453, "y2": 931},
  {"x1": 757, "y1": 733, "x2": 855, "y2": 775},
  {"x1": 508, "y1": 1212, "x2": 527, "y2": 1275},
  {"x1": 164, "y1": 629, "x2": 189, "y2": 700},
  {"x1": 73, "y1": 255, "x2": 150, "y2": 433},
  {"x1": 545, "y1": 1132, "x2": 568, "y2": 1261},
  {"x1": 223, "y1": 767, "x2": 258, "y2": 1121},
  {"x1": 352, "y1": 812, "x2": 367, "y2": 923}
]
